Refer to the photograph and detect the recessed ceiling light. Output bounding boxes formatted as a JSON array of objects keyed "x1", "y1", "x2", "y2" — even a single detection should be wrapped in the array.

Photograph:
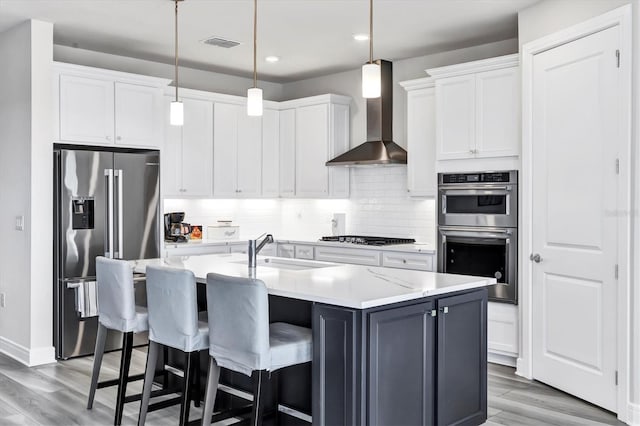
[
  {"x1": 353, "y1": 33, "x2": 369, "y2": 41},
  {"x1": 265, "y1": 56, "x2": 279, "y2": 63}
]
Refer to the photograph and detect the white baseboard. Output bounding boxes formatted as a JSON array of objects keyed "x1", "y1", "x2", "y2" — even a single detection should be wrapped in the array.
[
  {"x1": 627, "y1": 401, "x2": 640, "y2": 426},
  {"x1": 0, "y1": 337, "x2": 56, "y2": 366},
  {"x1": 488, "y1": 351, "x2": 517, "y2": 367}
]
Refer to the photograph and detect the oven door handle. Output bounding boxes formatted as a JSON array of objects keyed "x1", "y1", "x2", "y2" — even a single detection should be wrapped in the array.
[
  {"x1": 440, "y1": 185, "x2": 511, "y2": 192},
  {"x1": 439, "y1": 226, "x2": 513, "y2": 239}
]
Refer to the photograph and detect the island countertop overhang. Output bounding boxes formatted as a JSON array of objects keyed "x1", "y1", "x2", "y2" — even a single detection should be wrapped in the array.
[{"x1": 131, "y1": 253, "x2": 495, "y2": 309}]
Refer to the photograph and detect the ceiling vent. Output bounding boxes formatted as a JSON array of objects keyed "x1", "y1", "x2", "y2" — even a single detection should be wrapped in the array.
[{"x1": 202, "y1": 36, "x2": 241, "y2": 49}]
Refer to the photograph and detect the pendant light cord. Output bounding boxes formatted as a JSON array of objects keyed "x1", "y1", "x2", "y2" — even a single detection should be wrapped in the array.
[
  {"x1": 174, "y1": 0, "x2": 179, "y2": 102},
  {"x1": 369, "y1": 0, "x2": 373, "y2": 64},
  {"x1": 253, "y1": 0, "x2": 258, "y2": 88}
]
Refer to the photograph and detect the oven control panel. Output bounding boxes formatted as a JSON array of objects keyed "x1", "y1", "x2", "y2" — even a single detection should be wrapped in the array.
[{"x1": 440, "y1": 171, "x2": 516, "y2": 184}]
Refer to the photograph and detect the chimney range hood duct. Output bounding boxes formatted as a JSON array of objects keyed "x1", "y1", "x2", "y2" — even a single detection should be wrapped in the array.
[{"x1": 326, "y1": 59, "x2": 407, "y2": 166}]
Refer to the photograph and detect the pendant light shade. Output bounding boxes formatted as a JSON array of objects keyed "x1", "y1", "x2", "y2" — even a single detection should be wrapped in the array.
[
  {"x1": 247, "y1": 87, "x2": 263, "y2": 116},
  {"x1": 362, "y1": 62, "x2": 381, "y2": 98},
  {"x1": 170, "y1": 101, "x2": 184, "y2": 126},
  {"x1": 362, "y1": 0, "x2": 381, "y2": 99},
  {"x1": 247, "y1": 0, "x2": 263, "y2": 116},
  {"x1": 170, "y1": 0, "x2": 184, "y2": 126}
]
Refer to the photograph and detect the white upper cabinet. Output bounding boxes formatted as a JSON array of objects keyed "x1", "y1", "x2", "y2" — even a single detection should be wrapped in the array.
[
  {"x1": 428, "y1": 54, "x2": 520, "y2": 161},
  {"x1": 279, "y1": 95, "x2": 350, "y2": 198},
  {"x1": 296, "y1": 103, "x2": 330, "y2": 197},
  {"x1": 279, "y1": 109, "x2": 296, "y2": 197},
  {"x1": 261, "y1": 108, "x2": 280, "y2": 198},
  {"x1": 163, "y1": 96, "x2": 214, "y2": 198},
  {"x1": 54, "y1": 63, "x2": 169, "y2": 148},
  {"x1": 400, "y1": 78, "x2": 437, "y2": 197},
  {"x1": 213, "y1": 102, "x2": 262, "y2": 198}
]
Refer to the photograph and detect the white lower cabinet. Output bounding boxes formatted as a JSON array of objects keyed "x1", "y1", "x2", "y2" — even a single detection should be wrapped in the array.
[
  {"x1": 294, "y1": 245, "x2": 315, "y2": 260},
  {"x1": 314, "y1": 246, "x2": 381, "y2": 267},
  {"x1": 277, "y1": 244, "x2": 295, "y2": 258},
  {"x1": 164, "y1": 243, "x2": 230, "y2": 257},
  {"x1": 487, "y1": 302, "x2": 518, "y2": 366},
  {"x1": 381, "y1": 251, "x2": 433, "y2": 271}
]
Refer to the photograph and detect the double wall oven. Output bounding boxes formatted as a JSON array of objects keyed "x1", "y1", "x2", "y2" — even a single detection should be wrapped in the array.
[{"x1": 437, "y1": 171, "x2": 518, "y2": 304}]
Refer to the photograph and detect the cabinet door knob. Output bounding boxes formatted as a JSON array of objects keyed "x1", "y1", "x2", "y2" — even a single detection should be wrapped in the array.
[
  {"x1": 116, "y1": 136, "x2": 122, "y2": 141},
  {"x1": 440, "y1": 306, "x2": 449, "y2": 314},
  {"x1": 106, "y1": 136, "x2": 111, "y2": 141}
]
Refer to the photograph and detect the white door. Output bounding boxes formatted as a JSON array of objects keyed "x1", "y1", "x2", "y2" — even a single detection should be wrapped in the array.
[
  {"x1": 531, "y1": 25, "x2": 620, "y2": 411},
  {"x1": 261, "y1": 109, "x2": 280, "y2": 198},
  {"x1": 279, "y1": 109, "x2": 296, "y2": 197},
  {"x1": 406, "y1": 87, "x2": 436, "y2": 197}
]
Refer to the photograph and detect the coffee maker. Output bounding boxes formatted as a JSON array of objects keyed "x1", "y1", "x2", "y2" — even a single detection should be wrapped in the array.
[{"x1": 164, "y1": 212, "x2": 191, "y2": 242}]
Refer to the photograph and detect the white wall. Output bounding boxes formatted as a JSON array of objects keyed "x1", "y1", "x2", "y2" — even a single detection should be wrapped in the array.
[
  {"x1": 281, "y1": 38, "x2": 518, "y2": 153},
  {"x1": 518, "y1": 0, "x2": 630, "y2": 48},
  {"x1": 54, "y1": 45, "x2": 285, "y2": 101},
  {"x1": 632, "y1": 0, "x2": 640, "y2": 420},
  {"x1": 165, "y1": 167, "x2": 435, "y2": 244},
  {"x1": 0, "y1": 20, "x2": 54, "y2": 365}
]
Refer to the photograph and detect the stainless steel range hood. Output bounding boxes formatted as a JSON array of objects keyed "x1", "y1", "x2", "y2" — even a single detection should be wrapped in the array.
[{"x1": 326, "y1": 60, "x2": 406, "y2": 166}]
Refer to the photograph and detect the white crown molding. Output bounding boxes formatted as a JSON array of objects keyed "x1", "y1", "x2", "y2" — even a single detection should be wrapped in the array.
[
  {"x1": 278, "y1": 93, "x2": 351, "y2": 110},
  {"x1": 53, "y1": 61, "x2": 171, "y2": 87},
  {"x1": 398, "y1": 77, "x2": 435, "y2": 91},
  {"x1": 425, "y1": 53, "x2": 519, "y2": 79},
  {"x1": 0, "y1": 337, "x2": 55, "y2": 367}
]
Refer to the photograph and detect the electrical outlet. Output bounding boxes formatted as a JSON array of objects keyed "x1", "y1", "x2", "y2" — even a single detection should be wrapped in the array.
[
  {"x1": 15, "y1": 215, "x2": 24, "y2": 231},
  {"x1": 0, "y1": 293, "x2": 5, "y2": 308}
]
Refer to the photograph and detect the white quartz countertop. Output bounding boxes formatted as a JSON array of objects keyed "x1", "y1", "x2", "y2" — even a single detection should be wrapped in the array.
[
  {"x1": 132, "y1": 253, "x2": 492, "y2": 309},
  {"x1": 164, "y1": 238, "x2": 436, "y2": 254}
]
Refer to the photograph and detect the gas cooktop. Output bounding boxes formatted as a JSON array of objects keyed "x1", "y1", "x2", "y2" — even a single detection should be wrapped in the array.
[{"x1": 320, "y1": 235, "x2": 416, "y2": 246}]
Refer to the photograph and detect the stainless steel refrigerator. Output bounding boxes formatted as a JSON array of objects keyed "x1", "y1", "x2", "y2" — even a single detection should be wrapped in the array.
[{"x1": 53, "y1": 145, "x2": 160, "y2": 359}]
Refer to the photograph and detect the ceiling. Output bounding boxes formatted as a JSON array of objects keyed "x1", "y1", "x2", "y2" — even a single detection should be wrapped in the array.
[{"x1": 0, "y1": 0, "x2": 539, "y2": 83}]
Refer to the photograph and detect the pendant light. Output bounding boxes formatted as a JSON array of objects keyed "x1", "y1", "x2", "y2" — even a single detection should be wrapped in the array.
[
  {"x1": 247, "y1": 0, "x2": 263, "y2": 116},
  {"x1": 362, "y1": 0, "x2": 381, "y2": 98},
  {"x1": 170, "y1": 0, "x2": 184, "y2": 126}
]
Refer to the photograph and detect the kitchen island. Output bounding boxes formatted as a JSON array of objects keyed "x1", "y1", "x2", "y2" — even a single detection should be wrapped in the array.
[{"x1": 132, "y1": 253, "x2": 494, "y2": 425}]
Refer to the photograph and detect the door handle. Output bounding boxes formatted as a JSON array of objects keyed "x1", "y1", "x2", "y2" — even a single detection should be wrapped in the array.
[
  {"x1": 115, "y1": 169, "x2": 124, "y2": 258},
  {"x1": 104, "y1": 169, "x2": 114, "y2": 258},
  {"x1": 530, "y1": 253, "x2": 542, "y2": 263}
]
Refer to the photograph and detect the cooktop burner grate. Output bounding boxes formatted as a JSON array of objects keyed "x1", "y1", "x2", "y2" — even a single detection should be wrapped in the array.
[{"x1": 320, "y1": 235, "x2": 416, "y2": 246}]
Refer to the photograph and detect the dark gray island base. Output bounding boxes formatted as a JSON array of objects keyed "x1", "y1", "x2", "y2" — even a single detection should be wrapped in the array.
[
  {"x1": 203, "y1": 287, "x2": 488, "y2": 426},
  {"x1": 313, "y1": 287, "x2": 487, "y2": 426}
]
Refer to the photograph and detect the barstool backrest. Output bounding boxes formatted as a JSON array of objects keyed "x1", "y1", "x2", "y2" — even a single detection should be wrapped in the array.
[
  {"x1": 145, "y1": 265, "x2": 203, "y2": 351},
  {"x1": 95, "y1": 256, "x2": 136, "y2": 332},
  {"x1": 205, "y1": 273, "x2": 270, "y2": 376}
]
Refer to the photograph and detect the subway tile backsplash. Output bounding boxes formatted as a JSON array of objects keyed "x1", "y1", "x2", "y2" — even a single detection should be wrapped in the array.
[{"x1": 164, "y1": 167, "x2": 436, "y2": 244}]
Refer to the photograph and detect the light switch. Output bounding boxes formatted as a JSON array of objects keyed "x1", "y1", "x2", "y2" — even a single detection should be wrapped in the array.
[{"x1": 15, "y1": 215, "x2": 24, "y2": 231}]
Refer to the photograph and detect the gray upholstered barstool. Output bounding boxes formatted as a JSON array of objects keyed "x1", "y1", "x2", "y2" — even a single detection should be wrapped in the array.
[
  {"x1": 88, "y1": 256, "x2": 149, "y2": 425},
  {"x1": 138, "y1": 265, "x2": 209, "y2": 426},
  {"x1": 201, "y1": 273, "x2": 312, "y2": 426}
]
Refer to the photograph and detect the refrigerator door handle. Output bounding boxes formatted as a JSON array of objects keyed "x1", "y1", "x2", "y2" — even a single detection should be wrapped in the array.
[
  {"x1": 104, "y1": 168, "x2": 114, "y2": 258},
  {"x1": 115, "y1": 169, "x2": 124, "y2": 258}
]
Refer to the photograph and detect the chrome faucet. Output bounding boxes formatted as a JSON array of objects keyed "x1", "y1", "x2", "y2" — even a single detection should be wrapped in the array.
[{"x1": 248, "y1": 233, "x2": 274, "y2": 268}]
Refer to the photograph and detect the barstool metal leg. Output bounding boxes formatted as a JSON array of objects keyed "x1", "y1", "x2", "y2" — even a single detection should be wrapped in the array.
[
  {"x1": 179, "y1": 351, "x2": 194, "y2": 426},
  {"x1": 87, "y1": 323, "x2": 108, "y2": 409},
  {"x1": 201, "y1": 357, "x2": 221, "y2": 426},
  {"x1": 137, "y1": 341, "x2": 160, "y2": 426},
  {"x1": 115, "y1": 331, "x2": 134, "y2": 426},
  {"x1": 250, "y1": 370, "x2": 268, "y2": 426},
  {"x1": 193, "y1": 353, "x2": 202, "y2": 408}
]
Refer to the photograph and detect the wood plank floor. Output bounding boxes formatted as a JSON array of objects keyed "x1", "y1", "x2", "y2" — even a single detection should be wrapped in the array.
[{"x1": 0, "y1": 349, "x2": 624, "y2": 425}]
